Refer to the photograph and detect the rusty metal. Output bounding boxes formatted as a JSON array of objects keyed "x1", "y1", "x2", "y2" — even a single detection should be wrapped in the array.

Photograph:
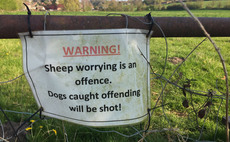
[{"x1": 0, "y1": 15, "x2": 230, "y2": 38}]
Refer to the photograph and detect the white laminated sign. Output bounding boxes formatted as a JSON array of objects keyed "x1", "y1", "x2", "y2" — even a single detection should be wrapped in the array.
[{"x1": 19, "y1": 29, "x2": 151, "y2": 126}]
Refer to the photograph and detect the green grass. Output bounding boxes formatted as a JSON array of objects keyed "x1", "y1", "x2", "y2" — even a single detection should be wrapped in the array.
[
  {"x1": 149, "y1": 37, "x2": 229, "y2": 141},
  {"x1": 162, "y1": 0, "x2": 230, "y2": 11},
  {"x1": 1, "y1": 9, "x2": 230, "y2": 17},
  {"x1": 188, "y1": 0, "x2": 230, "y2": 9},
  {"x1": 1, "y1": 10, "x2": 230, "y2": 141}
]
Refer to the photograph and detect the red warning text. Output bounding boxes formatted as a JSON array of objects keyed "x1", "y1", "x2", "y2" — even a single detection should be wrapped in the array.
[{"x1": 63, "y1": 45, "x2": 121, "y2": 57}]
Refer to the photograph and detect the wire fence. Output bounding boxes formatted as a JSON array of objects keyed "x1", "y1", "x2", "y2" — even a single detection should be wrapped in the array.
[
  {"x1": 0, "y1": 7, "x2": 229, "y2": 142},
  {"x1": 0, "y1": 38, "x2": 228, "y2": 142}
]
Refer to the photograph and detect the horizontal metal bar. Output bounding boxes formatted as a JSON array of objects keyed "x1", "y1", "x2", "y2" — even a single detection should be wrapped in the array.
[{"x1": 0, "y1": 15, "x2": 230, "y2": 38}]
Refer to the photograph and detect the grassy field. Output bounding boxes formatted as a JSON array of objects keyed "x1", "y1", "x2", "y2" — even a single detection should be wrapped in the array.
[
  {"x1": 0, "y1": 10, "x2": 230, "y2": 141},
  {"x1": 1, "y1": 9, "x2": 230, "y2": 17},
  {"x1": 164, "y1": 0, "x2": 230, "y2": 10}
]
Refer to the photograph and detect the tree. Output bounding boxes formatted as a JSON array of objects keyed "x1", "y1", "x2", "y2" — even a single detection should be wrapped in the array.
[
  {"x1": 0, "y1": 0, "x2": 23, "y2": 11},
  {"x1": 91, "y1": 0, "x2": 108, "y2": 11},
  {"x1": 51, "y1": 0, "x2": 57, "y2": 5},
  {"x1": 58, "y1": 0, "x2": 64, "y2": 4},
  {"x1": 90, "y1": 0, "x2": 104, "y2": 10},
  {"x1": 107, "y1": 0, "x2": 118, "y2": 11},
  {"x1": 143, "y1": 0, "x2": 154, "y2": 5},
  {"x1": 154, "y1": 0, "x2": 162, "y2": 10},
  {"x1": 133, "y1": 0, "x2": 144, "y2": 11},
  {"x1": 82, "y1": 0, "x2": 92, "y2": 11},
  {"x1": 64, "y1": 0, "x2": 80, "y2": 11}
]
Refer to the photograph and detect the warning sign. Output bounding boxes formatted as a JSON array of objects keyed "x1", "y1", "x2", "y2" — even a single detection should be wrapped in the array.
[{"x1": 19, "y1": 29, "x2": 151, "y2": 126}]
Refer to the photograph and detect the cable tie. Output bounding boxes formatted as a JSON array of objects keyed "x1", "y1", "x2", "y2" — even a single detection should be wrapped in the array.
[{"x1": 23, "y1": 3, "x2": 33, "y2": 38}]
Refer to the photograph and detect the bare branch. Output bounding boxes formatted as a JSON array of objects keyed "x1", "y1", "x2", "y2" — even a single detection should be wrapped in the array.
[{"x1": 179, "y1": 1, "x2": 229, "y2": 142}]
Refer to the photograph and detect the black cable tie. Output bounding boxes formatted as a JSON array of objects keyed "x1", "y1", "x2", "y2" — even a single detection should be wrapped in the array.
[
  {"x1": 14, "y1": 107, "x2": 43, "y2": 137},
  {"x1": 145, "y1": 12, "x2": 154, "y2": 37},
  {"x1": 23, "y1": 3, "x2": 33, "y2": 38},
  {"x1": 144, "y1": 108, "x2": 152, "y2": 133},
  {"x1": 40, "y1": 107, "x2": 45, "y2": 120}
]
